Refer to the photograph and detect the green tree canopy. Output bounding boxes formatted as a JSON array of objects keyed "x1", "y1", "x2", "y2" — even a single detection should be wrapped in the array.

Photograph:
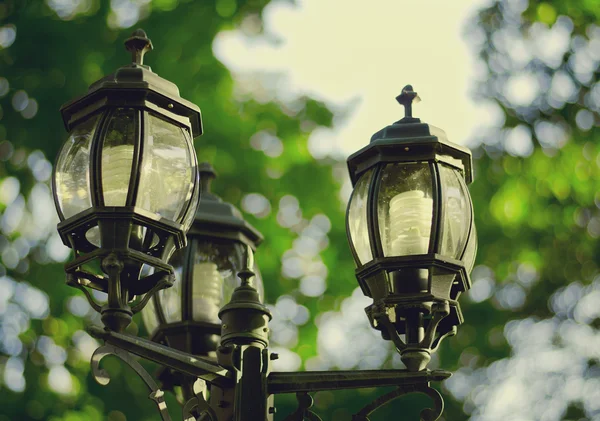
[{"x1": 0, "y1": 0, "x2": 598, "y2": 420}]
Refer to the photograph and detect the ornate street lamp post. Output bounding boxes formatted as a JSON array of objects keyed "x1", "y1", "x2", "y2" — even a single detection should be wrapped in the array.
[{"x1": 52, "y1": 31, "x2": 478, "y2": 421}]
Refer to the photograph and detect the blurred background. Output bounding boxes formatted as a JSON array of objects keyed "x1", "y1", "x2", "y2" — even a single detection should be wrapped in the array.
[{"x1": 0, "y1": 0, "x2": 598, "y2": 419}]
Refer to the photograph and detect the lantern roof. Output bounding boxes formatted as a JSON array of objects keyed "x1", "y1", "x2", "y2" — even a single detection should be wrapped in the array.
[
  {"x1": 60, "y1": 29, "x2": 202, "y2": 137},
  {"x1": 189, "y1": 162, "x2": 263, "y2": 249},
  {"x1": 347, "y1": 85, "x2": 472, "y2": 185}
]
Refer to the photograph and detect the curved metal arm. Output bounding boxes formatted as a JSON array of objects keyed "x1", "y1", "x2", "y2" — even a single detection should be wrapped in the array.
[
  {"x1": 352, "y1": 384, "x2": 444, "y2": 421},
  {"x1": 131, "y1": 272, "x2": 174, "y2": 314},
  {"x1": 89, "y1": 326, "x2": 233, "y2": 387},
  {"x1": 182, "y1": 391, "x2": 217, "y2": 421},
  {"x1": 66, "y1": 274, "x2": 103, "y2": 313},
  {"x1": 372, "y1": 305, "x2": 406, "y2": 352},
  {"x1": 283, "y1": 392, "x2": 322, "y2": 421},
  {"x1": 91, "y1": 344, "x2": 172, "y2": 421}
]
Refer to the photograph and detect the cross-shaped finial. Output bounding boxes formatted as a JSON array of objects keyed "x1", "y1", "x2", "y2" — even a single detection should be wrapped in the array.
[
  {"x1": 124, "y1": 29, "x2": 153, "y2": 66},
  {"x1": 396, "y1": 85, "x2": 421, "y2": 119}
]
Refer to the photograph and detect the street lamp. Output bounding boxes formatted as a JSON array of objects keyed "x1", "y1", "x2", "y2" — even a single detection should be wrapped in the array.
[
  {"x1": 346, "y1": 85, "x2": 477, "y2": 371},
  {"x1": 53, "y1": 31, "x2": 478, "y2": 421},
  {"x1": 52, "y1": 29, "x2": 202, "y2": 332}
]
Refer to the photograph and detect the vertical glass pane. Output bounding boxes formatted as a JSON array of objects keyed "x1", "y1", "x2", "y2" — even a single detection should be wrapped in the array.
[
  {"x1": 347, "y1": 169, "x2": 374, "y2": 265},
  {"x1": 378, "y1": 163, "x2": 433, "y2": 257},
  {"x1": 102, "y1": 108, "x2": 136, "y2": 206},
  {"x1": 193, "y1": 260, "x2": 224, "y2": 324},
  {"x1": 439, "y1": 163, "x2": 470, "y2": 259},
  {"x1": 181, "y1": 170, "x2": 200, "y2": 231},
  {"x1": 462, "y1": 223, "x2": 478, "y2": 273},
  {"x1": 137, "y1": 114, "x2": 194, "y2": 223},
  {"x1": 55, "y1": 114, "x2": 99, "y2": 219}
]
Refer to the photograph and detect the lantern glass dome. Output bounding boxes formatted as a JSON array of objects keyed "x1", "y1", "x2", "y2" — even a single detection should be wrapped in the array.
[
  {"x1": 54, "y1": 114, "x2": 98, "y2": 220},
  {"x1": 54, "y1": 109, "x2": 198, "y2": 232},
  {"x1": 348, "y1": 160, "x2": 476, "y2": 266}
]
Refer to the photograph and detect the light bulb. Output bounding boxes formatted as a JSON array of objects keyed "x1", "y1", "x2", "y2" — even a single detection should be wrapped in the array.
[
  {"x1": 102, "y1": 144, "x2": 134, "y2": 206},
  {"x1": 389, "y1": 190, "x2": 432, "y2": 255},
  {"x1": 83, "y1": 145, "x2": 134, "y2": 247},
  {"x1": 192, "y1": 262, "x2": 224, "y2": 323}
]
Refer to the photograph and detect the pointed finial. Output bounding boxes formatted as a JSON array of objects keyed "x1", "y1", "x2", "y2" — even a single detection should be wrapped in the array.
[
  {"x1": 396, "y1": 85, "x2": 421, "y2": 119},
  {"x1": 198, "y1": 162, "x2": 217, "y2": 196},
  {"x1": 124, "y1": 29, "x2": 153, "y2": 66},
  {"x1": 237, "y1": 245, "x2": 256, "y2": 287}
]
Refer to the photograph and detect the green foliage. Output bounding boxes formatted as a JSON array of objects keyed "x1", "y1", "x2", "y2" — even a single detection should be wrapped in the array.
[
  {"x1": 439, "y1": 0, "x2": 600, "y2": 419},
  {"x1": 1, "y1": 0, "x2": 597, "y2": 420},
  {"x1": 0, "y1": 0, "x2": 354, "y2": 419}
]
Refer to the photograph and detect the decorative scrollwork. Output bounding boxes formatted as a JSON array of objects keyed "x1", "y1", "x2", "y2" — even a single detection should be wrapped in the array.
[
  {"x1": 91, "y1": 344, "x2": 173, "y2": 421},
  {"x1": 66, "y1": 273, "x2": 103, "y2": 313},
  {"x1": 352, "y1": 384, "x2": 444, "y2": 421},
  {"x1": 283, "y1": 392, "x2": 323, "y2": 421},
  {"x1": 182, "y1": 391, "x2": 217, "y2": 421}
]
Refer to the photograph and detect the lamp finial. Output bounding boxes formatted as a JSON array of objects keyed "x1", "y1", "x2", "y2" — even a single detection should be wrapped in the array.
[
  {"x1": 396, "y1": 85, "x2": 421, "y2": 119},
  {"x1": 198, "y1": 162, "x2": 217, "y2": 196},
  {"x1": 124, "y1": 29, "x2": 153, "y2": 66}
]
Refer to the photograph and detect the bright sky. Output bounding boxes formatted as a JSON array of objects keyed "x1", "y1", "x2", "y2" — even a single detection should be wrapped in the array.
[{"x1": 214, "y1": 0, "x2": 492, "y2": 159}]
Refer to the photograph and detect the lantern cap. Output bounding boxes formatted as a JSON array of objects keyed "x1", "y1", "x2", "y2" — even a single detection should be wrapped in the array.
[
  {"x1": 189, "y1": 162, "x2": 263, "y2": 248},
  {"x1": 60, "y1": 29, "x2": 202, "y2": 137},
  {"x1": 347, "y1": 85, "x2": 473, "y2": 185}
]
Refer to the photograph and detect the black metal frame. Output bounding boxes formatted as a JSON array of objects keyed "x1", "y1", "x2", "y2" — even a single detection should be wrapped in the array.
[{"x1": 88, "y1": 325, "x2": 450, "y2": 421}]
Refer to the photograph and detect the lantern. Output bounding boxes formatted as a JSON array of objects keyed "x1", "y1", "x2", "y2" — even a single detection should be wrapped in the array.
[
  {"x1": 141, "y1": 163, "x2": 264, "y2": 357},
  {"x1": 346, "y1": 85, "x2": 477, "y2": 371},
  {"x1": 52, "y1": 29, "x2": 202, "y2": 332}
]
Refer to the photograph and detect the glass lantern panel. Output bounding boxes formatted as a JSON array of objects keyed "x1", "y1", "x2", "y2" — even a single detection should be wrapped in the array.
[
  {"x1": 347, "y1": 169, "x2": 374, "y2": 265},
  {"x1": 102, "y1": 108, "x2": 136, "y2": 206},
  {"x1": 136, "y1": 114, "x2": 194, "y2": 223},
  {"x1": 462, "y1": 223, "x2": 477, "y2": 273},
  {"x1": 181, "y1": 170, "x2": 200, "y2": 232},
  {"x1": 192, "y1": 240, "x2": 248, "y2": 324},
  {"x1": 378, "y1": 163, "x2": 433, "y2": 257},
  {"x1": 439, "y1": 163, "x2": 470, "y2": 259},
  {"x1": 55, "y1": 114, "x2": 99, "y2": 219}
]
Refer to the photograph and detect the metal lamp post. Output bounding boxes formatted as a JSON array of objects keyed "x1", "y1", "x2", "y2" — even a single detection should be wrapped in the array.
[{"x1": 52, "y1": 31, "x2": 478, "y2": 421}]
